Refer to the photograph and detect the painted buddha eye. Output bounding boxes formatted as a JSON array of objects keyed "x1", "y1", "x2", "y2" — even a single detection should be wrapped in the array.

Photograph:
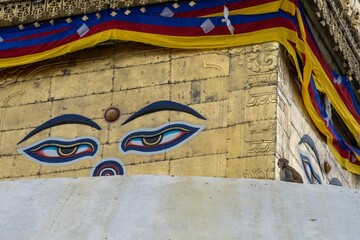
[
  {"x1": 18, "y1": 137, "x2": 99, "y2": 165},
  {"x1": 299, "y1": 150, "x2": 322, "y2": 184},
  {"x1": 119, "y1": 122, "x2": 205, "y2": 155},
  {"x1": 303, "y1": 160, "x2": 321, "y2": 184}
]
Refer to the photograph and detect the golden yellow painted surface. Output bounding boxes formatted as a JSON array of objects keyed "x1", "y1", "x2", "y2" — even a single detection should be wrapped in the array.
[
  {"x1": 125, "y1": 160, "x2": 170, "y2": 175},
  {"x1": 170, "y1": 53, "x2": 229, "y2": 82},
  {"x1": 50, "y1": 70, "x2": 114, "y2": 100},
  {"x1": 0, "y1": 42, "x2": 280, "y2": 180},
  {"x1": 169, "y1": 154, "x2": 227, "y2": 177},
  {"x1": 226, "y1": 156, "x2": 275, "y2": 179},
  {"x1": 0, "y1": 155, "x2": 40, "y2": 179}
]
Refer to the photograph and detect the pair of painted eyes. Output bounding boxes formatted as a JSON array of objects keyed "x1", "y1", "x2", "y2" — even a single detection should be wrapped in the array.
[{"x1": 19, "y1": 123, "x2": 204, "y2": 165}]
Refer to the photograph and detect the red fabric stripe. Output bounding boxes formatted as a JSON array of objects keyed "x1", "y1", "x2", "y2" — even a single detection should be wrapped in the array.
[
  {"x1": 308, "y1": 80, "x2": 358, "y2": 165},
  {"x1": 307, "y1": 81, "x2": 322, "y2": 118},
  {"x1": 176, "y1": 0, "x2": 279, "y2": 17},
  {"x1": 0, "y1": 17, "x2": 298, "y2": 58},
  {"x1": 336, "y1": 84, "x2": 360, "y2": 121},
  {"x1": 100, "y1": 17, "x2": 299, "y2": 36},
  {"x1": 301, "y1": 14, "x2": 360, "y2": 124},
  {"x1": 331, "y1": 137, "x2": 353, "y2": 161},
  {"x1": 289, "y1": 0, "x2": 298, "y2": 7},
  {"x1": 5, "y1": 27, "x2": 72, "y2": 41},
  {"x1": 306, "y1": 31, "x2": 360, "y2": 123},
  {"x1": 0, "y1": 33, "x2": 81, "y2": 58}
]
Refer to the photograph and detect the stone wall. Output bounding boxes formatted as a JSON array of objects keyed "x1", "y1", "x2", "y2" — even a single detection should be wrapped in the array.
[
  {"x1": 0, "y1": 42, "x2": 279, "y2": 180},
  {"x1": 0, "y1": 41, "x2": 358, "y2": 187},
  {"x1": 276, "y1": 47, "x2": 359, "y2": 188}
]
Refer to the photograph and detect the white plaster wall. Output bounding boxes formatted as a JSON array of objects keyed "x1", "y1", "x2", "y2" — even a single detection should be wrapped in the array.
[{"x1": 0, "y1": 175, "x2": 358, "y2": 240}]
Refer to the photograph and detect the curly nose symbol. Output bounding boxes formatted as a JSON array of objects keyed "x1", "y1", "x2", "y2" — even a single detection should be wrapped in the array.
[
  {"x1": 91, "y1": 158, "x2": 126, "y2": 177},
  {"x1": 104, "y1": 107, "x2": 121, "y2": 124}
]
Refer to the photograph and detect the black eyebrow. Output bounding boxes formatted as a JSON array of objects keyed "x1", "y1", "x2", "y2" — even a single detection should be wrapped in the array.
[
  {"x1": 18, "y1": 114, "x2": 101, "y2": 144},
  {"x1": 121, "y1": 100, "x2": 206, "y2": 125}
]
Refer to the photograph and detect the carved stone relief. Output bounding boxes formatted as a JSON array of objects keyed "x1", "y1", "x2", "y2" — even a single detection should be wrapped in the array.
[
  {"x1": 243, "y1": 168, "x2": 275, "y2": 179},
  {"x1": 247, "y1": 73, "x2": 278, "y2": 88},
  {"x1": 0, "y1": 67, "x2": 27, "y2": 88},
  {"x1": 246, "y1": 86, "x2": 277, "y2": 107},
  {"x1": 246, "y1": 121, "x2": 276, "y2": 156},
  {"x1": 246, "y1": 43, "x2": 279, "y2": 74},
  {"x1": 244, "y1": 42, "x2": 279, "y2": 91}
]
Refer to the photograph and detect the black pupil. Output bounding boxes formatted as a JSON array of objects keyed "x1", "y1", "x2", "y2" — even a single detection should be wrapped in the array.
[
  {"x1": 58, "y1": 146, "x2": 78, "y2": 155},
  {"x1": 142, "y1": 135, "x2": 162, "y2": 145}
]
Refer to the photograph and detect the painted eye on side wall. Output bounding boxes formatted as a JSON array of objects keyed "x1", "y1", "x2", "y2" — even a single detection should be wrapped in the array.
[
  {"x1": 18, "y1": 137, "x2": 100, "y2": 165},
  {"x1": 299, "y1": 150, "x2": 322, "y2": 184},
  {"x1": 119, "y1": 122, "x2": 205, "y2": 155}
]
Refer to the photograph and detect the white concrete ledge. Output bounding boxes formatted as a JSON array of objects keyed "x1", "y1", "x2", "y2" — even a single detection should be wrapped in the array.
[{"x1": 0, "y1": 175, "x2": 358, "y2": 240}]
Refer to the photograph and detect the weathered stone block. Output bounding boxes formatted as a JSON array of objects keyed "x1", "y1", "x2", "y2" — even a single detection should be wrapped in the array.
[
  {"x1": 227, "y1": 121, "x2": 276, "y2": 159},
  {"x1": 39, "y1": 168, "x2": 91, "y2": 178},
  {"x1": 50, "y1": 70, "x2": 113, "y2": 100},
  {"x1": 170, "y1": 77, "x2": 228, "y2": 106},
  {"x1": 0, "y1": 155, "x2": 40, "y2": 179},
  {"x1": 171, "y1": 53, "x2": 229, "y2": 82},
  {"x1": 227, "y1": 86, "x2": 277, "y2": 125},
  {"x1": 2, "y1": 128, "x2": 50, "y2": 155},
  {"x1": 114, "y1": 62, "x2": 170, "y2": 91},
  {"x1": 126, "y1": 160, "x2": 170, "y2": 175},
  {"x1": 114, "y1": 44, "x2": 170, "y2": 67},
  {"x1": 165, "y1": 128, "x2": 227, "y2": 160},
  {"x1": 2, "y1": 102, "x2": 52, "y2": 130},
  {"x1": 112, "y1": 85, "x2": 171, "y2": 115},
  {"x1": 170, "y1": 154, "x2": 226, "y2": 177},
  {"x1": 37, "y1": 157, "x2": 95, "y2": 175},
  {"x1": 51, "y1": 92, "x2": 112, "y2": 120},
  {"x1": 167, "y1": 101, "x2": 227, "y2": 130},
  {"x1": 2, "y1": 79, "x2": 50, "y2": 107},
  {"x1": 226, "y1": 155, "x2": 275, "y2": 179}
]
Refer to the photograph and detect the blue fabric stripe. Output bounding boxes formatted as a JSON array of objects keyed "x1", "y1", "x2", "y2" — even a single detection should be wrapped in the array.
[
  {"x1": 310, "y1": 77, "x2": 360, "y2": 156},
  {"x1": 0, "y1": 9, "x2": 297, "y2": 50}
]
